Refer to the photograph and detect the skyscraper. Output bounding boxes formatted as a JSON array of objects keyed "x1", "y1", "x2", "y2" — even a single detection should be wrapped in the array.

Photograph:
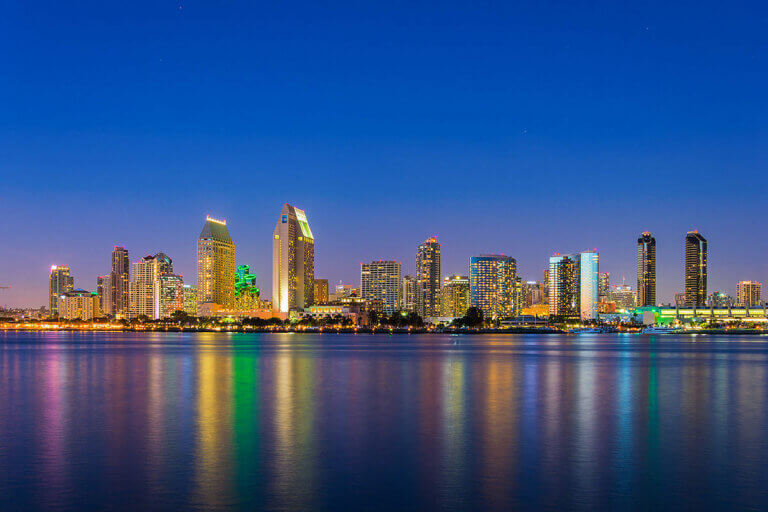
[
  {"x1": 598, "y1": 272, "x2": 610, "y2": 302},
  {"x1": 234, "y1": 264, "x2": 260, "y2": 311},
  {"x1": 58, "y1": 289, "x2": 100, "y2": 321},
  {"x1": 736, "y1": 281, "x2": 763, "y2": 307},
  {"x1": 96, "y1": 275, "x2": 112, "y2": 316},
  {"x1": 49, "y1": 265, "x2": 74, "y2": 317},
  {"x1": 442, "y1": 275, "x2": 470, "y2": 317},
  {"x1": 314, "y1": 279, "x2": 329, "y2": 305},
  {"x1": 361, "y1": 261, "x2": 402, "y2": 314},
  {"x1": 415, "y1": 237, "x2": 441, "y2": 318},
  {"x1": 131, "y1": 253, "x2": 174, "y2": 319},
  {"x1": 183, "y1": 285, "x2": 197, "y2": 316},
  {"x1": 549, "y1": 250, "x2": 599, "y2": 320},
  {"x1": 155, "y1": 273, "x2": 185, "y2": 318},
  {"x1": 684, "y1": 231, "x2": 707, "y2": 307},
  {"x1": 637, "y1": 231, "x2": 657, "y2": 306},
  {"x1": 469, "y1": 254, "x2": 518, "y2": 319},
  {"x1": 272, "y1": 204, "x2": 315, "y2": 313},
  {"x1": 197, "y1": 216, "x2": 236, "y2": 314},
  {"x1": 111, "y1": 246, "x2": 130, "y2": 319},
  {"x1": 402, "y1": 275, "x2": 416, "y2": 312}
]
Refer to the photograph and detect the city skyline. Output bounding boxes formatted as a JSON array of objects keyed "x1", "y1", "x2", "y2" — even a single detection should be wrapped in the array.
[{"x1": 7, "y1": 217, "x2": 768, "y2": 309}]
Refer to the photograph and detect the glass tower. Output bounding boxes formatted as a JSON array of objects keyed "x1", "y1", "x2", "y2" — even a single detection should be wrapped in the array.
[{"x1": 637, "y1": 231, "x2": 657, "y2": 307}]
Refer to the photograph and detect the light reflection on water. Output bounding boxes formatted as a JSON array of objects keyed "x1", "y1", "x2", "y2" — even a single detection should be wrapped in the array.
[{"x1": 1, "y1": 331, "x2": 768, "y2": 510}]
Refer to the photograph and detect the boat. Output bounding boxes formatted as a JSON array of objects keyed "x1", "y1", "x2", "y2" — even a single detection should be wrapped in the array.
[{"x1": 641, "y1": 326, "x2": 682, "y2": 334}]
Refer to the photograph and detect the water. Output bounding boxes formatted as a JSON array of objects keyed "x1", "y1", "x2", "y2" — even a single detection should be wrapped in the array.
[{"x1": 1, "y1": 331, "x2": 768, "y2": 511}]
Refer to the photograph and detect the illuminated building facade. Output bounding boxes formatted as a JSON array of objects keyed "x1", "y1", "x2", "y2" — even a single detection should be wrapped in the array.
[
  {"x1": 111, "y1": 246, "x2": 130, "y2": 318},
  {"x1": 234, "y1": 265, "x2": 261, "y2": 311},
  {"x1": 610, "y1": 284, "x2": 637, "y2": 310},
  {"x1": 197, "y1": 216, "x2": 236, "y2": 314},
  {"x1": 737, "y1": 281, "x2": 763, "y2": 307},
  {"x1": 49, "y1": 265, "x2": 74, "y2": 317},
  {"x1": 415, "y1": 237, "x2": 441, "y2": 318},
  {"x1": 441, "y1": 275, "x2": 470, "y2": 317},
  {"x1": 469, "y1": 254, "x2": 518, "y2": 319},
  {"x1": 361, "y1": 261, "x2": 402, "y2": 314},
  {"x1": 155, "y1": 273, "x2": 185, "y2": 318},
  {"x1": 130, "y1": 253, "x2": 173, "y2": 319},
  {"x1": 272, "y1": 204, "x2": 315, "y2": 313},
  {"x1": 637, "y1": 231, "x2": 657, "y2": 306},
  {"x1": 549, "y1": 250, "x2": 599, "y2": 320},
  {"x1": 402, "y1": 275, "x2": 416, "y2": 312},
  {"x1": 707, "y1": 291, "x2": 733, "y2": 308},
  {"x1": 313, "y1": 279, "x2": 329, "y2": 305},
  {"x1": 183, "y1": 285, "x2": 197, "y2": 315},
  {"x1": 521, "y1": 281, "x2": 545, "y2": 307},
  {"x1": 598, "y1": 272, "x2": 610, "y2": 302},
  {"x1": 58, "y1": 289, "x2": 100, "y2": 320},
  {"x1": 684, "y1": 231, "x2": 707, "y2": 307},
  {"x1": 97, "y1": 275, "x2": 112, "y2": 316}
]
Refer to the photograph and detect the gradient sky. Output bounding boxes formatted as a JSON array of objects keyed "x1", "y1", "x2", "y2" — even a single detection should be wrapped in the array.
[{"x1": 2, "y1": 1, "x2": 768, "y2": 307}]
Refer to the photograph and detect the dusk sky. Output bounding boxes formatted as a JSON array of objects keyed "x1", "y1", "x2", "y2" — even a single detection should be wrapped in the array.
[{"x1": 2, "y1": 1, "x2": 768, "y2": 307}]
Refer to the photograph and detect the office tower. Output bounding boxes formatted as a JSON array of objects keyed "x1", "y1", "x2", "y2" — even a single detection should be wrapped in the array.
[
  {"x1": 361, "y1": 261, "x2": 402, "y2": 314},
  {"x1": 549, "y1": 250, "x2": 599, "y2": 320},
  {"x1": 197, "y1": 216, "x2": 236, "y2": 314},
  {"x1": 96, "y1": 275, "x2": 112, "y2": 316},
  {"x1": 272, "y1": 204, "x2": 315, "y2": 313},
  {"x1": 155, "y1": 273, "x2": 184, "y2": 318},
  {"x1": 131, "y1": 253, "x2": 173, "y2": 319},
  {"x1": 469, "y1": 254, "x2": 518, "y2": 319},
  {"x1": 442, "y1": 275, "x2": 470, "y2": 317},
  {"x1": 598, "y1": 272, "x2": 610, "y2": 302},
  {"x1": 111, "y1": 246, "x2": 130, "y2": 319},
  {"x1": 684, "y1": 231, "x2": 707, "y2": 307},
  {"x1": 637, "y1": 231, "x2": 657, "y2": 306},
  {"x1": 58, "y1": 289, "x2": 100, "y2": 320},
  {"x1": 579, "y1": 251, "x2": 599, "y2": 320},
  {"x1": 183, "y1": 285, "x2": 197, "y2": 316},
  {"x1": 707, "y1": 291, "x2": 733, "y2": 308},
  {"x1": 610, "y1": 285, "x2": 637, "y2": 310},
  {"x1": 736, "y1": 281, "x2": 763, "y2": 307},
  {"x1": 234, "y1": 265, "x2": 260, "y2": 311},
  {"x1": 415, "y1": 237, "x2": 441, "y2": 318},
  {"x1": 49, "y1": 265, "x2": 74, "y2": 317},
  {"x1": 314, "y1": 279, "x2": 329, "y2": 305},
  {"x1": 542, "y1": 268, "x2": 549, "y2": 302},
  {"x1": 402, "y1": 275, "x2": 416, "y2": 312}
]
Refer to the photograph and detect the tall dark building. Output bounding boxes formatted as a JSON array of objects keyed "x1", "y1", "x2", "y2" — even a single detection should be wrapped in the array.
[
  {"x1": 684, "y1": 231, "x2": 707, "y2": 307},
  {"x1": 637, "y1": 231, "x2": 656, "y2": 306},
  {"x1": 111, "y1": 246, "x2": 130, "y2": 318}
]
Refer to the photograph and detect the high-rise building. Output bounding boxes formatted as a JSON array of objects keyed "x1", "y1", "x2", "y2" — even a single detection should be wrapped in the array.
[
  {"x1": 272, "y1": 204, "x2": 315, "y2": 313},
  {"x1": 521, "y1": 281, "x2": 545, "y2": 307},
  {"x1": 402, "y1": 275, "x2": 416, "y2": 312},
  {"x1": 155, "y1": 273, "x2": 184, "y2": 318},
  {"x1": 579, "y1": 251, "x2": 599, "y2": 321},
  {"x1": 111, "y1": 246, "x2": 130, "y2": 319},
  {"x1": 49, "y1": 265, "x2": 74, "y2": 317},
  {"x1": 234, "y1": 265, "x2": 261, "y2": 311},
  {"x1": 58, "y1": 289, "x2": 100, "y2": 320},
  {"x1": 469, "y1": 254, "x2": 518, "y2": 319},
  {"x1": 361, "y1": 261, "x2": 402, "y2": 314},
  {"x1": 314, "y1": 279, "x2": 329, "y2": 305},
  {"x1": 637, "y1": 231, "x2": 657, "y2": 306},
  {"x1": 549, "y1": 250, "x2": 599, "y2": 320},
  {"x1": 96, "y1": 275, "x2": 112, "y2": 316},
  {"x1": 197, "y1": 216, "x2": 236, "y2": 314},
  {"x1": 675, "y1": 292, "x2": 686, "y2": 308},
  {"x1": 130, "y1": 253, "x2": 174, "y2": 319},
  {"x1": 736, "y1": 281, "x2": 763, "y2": 307},
  {"x1": 415, "y1": 237, "x2": 441, "y2": 318},
  {"x1": 684, "y1": 231, "x2": 707, "y2": 307},
  {"x1": 442, "y1": 275, "x2": 470, "y2": 317},
  {"x1": 610, "y1": 285, "x2": 637, "y2": 310},
  {"x1": 183, "y1": 285, "x2": 197, "y2": 316},
  {"x1": 598, "y1": 272, "x2": 610, "y2": 302}
]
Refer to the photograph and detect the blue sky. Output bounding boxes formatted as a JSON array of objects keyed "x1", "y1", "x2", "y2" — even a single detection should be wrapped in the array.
[{"x1": 1, "y1": 1, "x2": 767, "y2": 307}]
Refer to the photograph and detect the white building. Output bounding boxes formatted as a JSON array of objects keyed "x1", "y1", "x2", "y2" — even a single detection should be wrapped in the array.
[{"x1": 272, "y1": 204, "x2": 315, "y2": 313}]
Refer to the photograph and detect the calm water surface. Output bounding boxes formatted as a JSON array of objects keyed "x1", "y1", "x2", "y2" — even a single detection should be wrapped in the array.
[{"x1": 1, "y1": 331, "x2": 768, "y2": 511}]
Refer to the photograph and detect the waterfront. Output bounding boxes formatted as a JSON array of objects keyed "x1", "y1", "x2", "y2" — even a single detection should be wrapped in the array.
[{"x1": 2, "y1": 332, "x2": 768, "y2": 511}]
